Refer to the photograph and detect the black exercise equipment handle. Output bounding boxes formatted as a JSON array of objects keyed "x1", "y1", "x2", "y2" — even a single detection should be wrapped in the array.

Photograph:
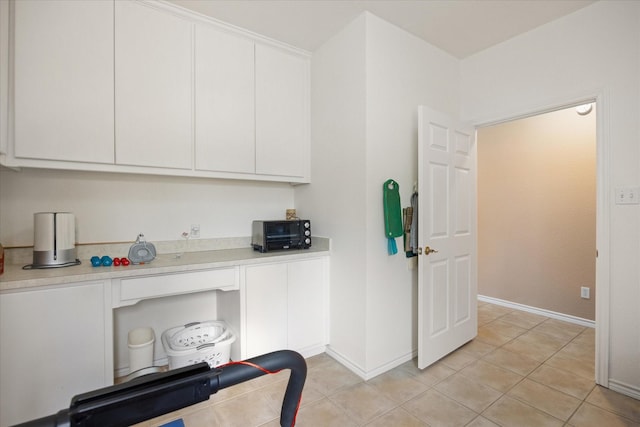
[{"x1": 13, "y1": 350, "x2": 306, "y2": 427}]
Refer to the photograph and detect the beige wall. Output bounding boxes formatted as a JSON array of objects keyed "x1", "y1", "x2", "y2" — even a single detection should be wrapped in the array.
[{"x1": 478, "y1": 106, "x2": 596, "y2": 320}]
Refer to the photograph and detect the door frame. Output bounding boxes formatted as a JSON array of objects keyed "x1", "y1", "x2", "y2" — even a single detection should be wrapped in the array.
[{"x1": 471, "y1": 91, "x2": 609, "y2": 387}]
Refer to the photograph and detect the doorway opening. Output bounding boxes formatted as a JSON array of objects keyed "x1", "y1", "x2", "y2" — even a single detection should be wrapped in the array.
[
  {"x1": 477, "y1": 103, "x2": 597, "y2": 322},
  {"x1": 475, "y1": 100, "x2": 603, "y2": 383}
]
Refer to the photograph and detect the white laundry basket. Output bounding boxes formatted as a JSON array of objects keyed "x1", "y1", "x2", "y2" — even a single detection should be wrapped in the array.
[{"x1": 161, "y1": 321, "x2": 235, "y2": 369}]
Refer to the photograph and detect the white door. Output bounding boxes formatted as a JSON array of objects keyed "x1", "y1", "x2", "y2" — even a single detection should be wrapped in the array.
[{"x1": 417, "y1": 106, "x2": 477, "y2": 369}]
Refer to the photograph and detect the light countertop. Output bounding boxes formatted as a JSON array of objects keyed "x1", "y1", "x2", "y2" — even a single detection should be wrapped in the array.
[{"x1": 0, "y1": 238, "x2": 330, "y2": 292}]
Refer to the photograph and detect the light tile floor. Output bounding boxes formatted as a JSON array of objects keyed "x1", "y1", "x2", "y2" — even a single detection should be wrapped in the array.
[{"x1": 136, "y1": 302, "x2": 640, "y2": 426}]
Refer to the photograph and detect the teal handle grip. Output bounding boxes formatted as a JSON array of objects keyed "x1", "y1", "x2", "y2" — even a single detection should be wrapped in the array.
[{"x1": 388, "y1": 238, "x2": 398, "y2": 255}]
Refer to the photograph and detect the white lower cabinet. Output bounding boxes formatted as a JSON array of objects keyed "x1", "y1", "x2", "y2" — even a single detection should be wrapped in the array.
[
  {"x1": 287, "y1": 258, "x2": 326, "y2": 351},
  {"x1": 0, "y1": 282, "x2": 111, "y2": 427},
  {"x1": 243, "y1": 257, "x2": 328, "y2": 359},
  {"x1": 245, "y1": 262, "x2": 288, "y2": 356},
  {"x1": 0, "y1": 256, "x2": 328, "y2": 425}
]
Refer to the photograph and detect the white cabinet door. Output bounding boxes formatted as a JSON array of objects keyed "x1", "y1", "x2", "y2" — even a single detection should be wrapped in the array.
[
  {"x1": 255, "y1": 44, "x2": 309, "y2": 178},
  {"x1": 244, "y1": 258, "x2": 327, "y2": 358},
  {"x1": 0, "y1": 0, "x2": 9, "y2": 156},
  {"x1": 245, "y1": 263, "x2": 288, "y2": 357},
  {"x1": 115, "y1": 1, "x2": 192, "y2": 169},
  {"x1": 0, "y1": 282, "x2": 109, "y2": 426},
  {"x1": 287, "y1": 258, "x2": 326, "y2": 352},
  {"x1": 7, "y1": 1, "x2": 311, "y2": 183},
  {"x1": 195, "y1": 24, "x2": 255, "y2": 174},
  {"x1": 13, "y1": 0, "x2": 114, "y2": 164}
]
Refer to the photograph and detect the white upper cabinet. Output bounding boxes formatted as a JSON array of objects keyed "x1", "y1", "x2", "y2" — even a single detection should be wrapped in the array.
[
  {"x1": 13, "y1": 0, "x2": 114, "y2": 164},
  {"x1": 255, "y1": 44, "x2": 309, "y2": 178},
  {"x1": 115, "y1": 1, "x2": 193, "y2": 169},
  {"x1": 1, "y1": 0, "x2": 10, "y2": 156},
  {"x1": 194, "y1": 24, "x2": 255, "y2": 174},
  {"x1": 4, "y1": 0, "x2": 310, "y2": 183}
]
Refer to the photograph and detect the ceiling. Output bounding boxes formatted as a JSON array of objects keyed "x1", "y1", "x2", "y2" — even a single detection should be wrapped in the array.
[{"x1": 166, "y1": 0, "x2": 595, "y2": 58}]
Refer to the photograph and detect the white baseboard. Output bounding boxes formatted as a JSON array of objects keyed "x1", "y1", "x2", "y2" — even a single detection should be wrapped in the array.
[
  {"x1": 327, "y1": 295, "x2": 596, "y2": 382},
  {"x1": 362, "y1": 351, "x2": 417, "y2": 380},
  {"x1": 608, "y1": 379, "x2": 640, "y2": 400},
  {"x1": 297, "y1": 344, "x2": 327, "y2": 359},
  {"x1": 325, "y1": 346, "x2": 417, "y2": 381},
  {"x1": 324, "y1": 346, "x2": 367, "y2": 379},
  {"x1": 478, "y1": 295, "x2": 595, "y2": 328}
]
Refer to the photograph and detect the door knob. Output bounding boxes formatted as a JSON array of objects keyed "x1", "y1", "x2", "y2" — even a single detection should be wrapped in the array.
[{"x1": 424, "y1": 246, "x2": 439, "y2": 255}]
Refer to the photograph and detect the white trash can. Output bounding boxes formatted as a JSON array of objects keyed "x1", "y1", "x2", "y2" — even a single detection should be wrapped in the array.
[{"x1": 128, "y1": 327, "x2": 155, "y2": 373}]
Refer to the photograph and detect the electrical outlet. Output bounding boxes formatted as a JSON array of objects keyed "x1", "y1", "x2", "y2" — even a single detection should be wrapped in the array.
[
  {"x1": 581, "y1": 286, "x2": 590, "y2": 299},
  {"x1": 190, "y1": 224, "x2": 200, "y2": 238},
  {"x1": 615, "y1": 187, "x2": 640, "y2": 205}
]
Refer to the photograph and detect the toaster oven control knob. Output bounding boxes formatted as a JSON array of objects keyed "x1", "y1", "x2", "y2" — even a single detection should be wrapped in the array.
[
  {"x1": 305, "y1": 238, "x2": 311, "y2": 244},
  {"x1": 304, "y1": 222, "x2": 310, "y2": 228},
  {"x1": 304, "y1": 230, "x2": 311, "y2": 236}
]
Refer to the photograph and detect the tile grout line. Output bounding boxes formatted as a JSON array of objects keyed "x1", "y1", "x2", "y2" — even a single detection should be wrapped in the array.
[
  {"x1": 467, "y1": 307, "x2": 596, "y2": 426},
  {"x1": 147, "y1": 304, "x2": 637, "y2": 427}
]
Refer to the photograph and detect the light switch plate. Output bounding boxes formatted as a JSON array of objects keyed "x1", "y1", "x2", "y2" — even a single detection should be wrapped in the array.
[{"x1": 615, "y1": 187, "x2": 640, "y2": 205}]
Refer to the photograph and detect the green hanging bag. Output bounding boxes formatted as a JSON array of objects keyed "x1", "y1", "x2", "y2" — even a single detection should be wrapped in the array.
[{"x1": 383, "y1": 179, "x2": 403, "y2": 255}]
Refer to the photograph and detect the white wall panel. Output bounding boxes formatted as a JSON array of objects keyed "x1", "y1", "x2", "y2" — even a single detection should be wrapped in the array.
[
  {"x1": 296, "y1": 13, "x2": 369, "y2": 369},
  {"x1": 364, "y1": 13, "x2": 459, "y2": 373},
  {"x1": 0, "y1": 169, "x2": 293, "y2": 245}
]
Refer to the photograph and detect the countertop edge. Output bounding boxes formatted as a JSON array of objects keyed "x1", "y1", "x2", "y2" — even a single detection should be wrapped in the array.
[{"x1": 0, "y1": 245, "x2": 330, "y2": 292}]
